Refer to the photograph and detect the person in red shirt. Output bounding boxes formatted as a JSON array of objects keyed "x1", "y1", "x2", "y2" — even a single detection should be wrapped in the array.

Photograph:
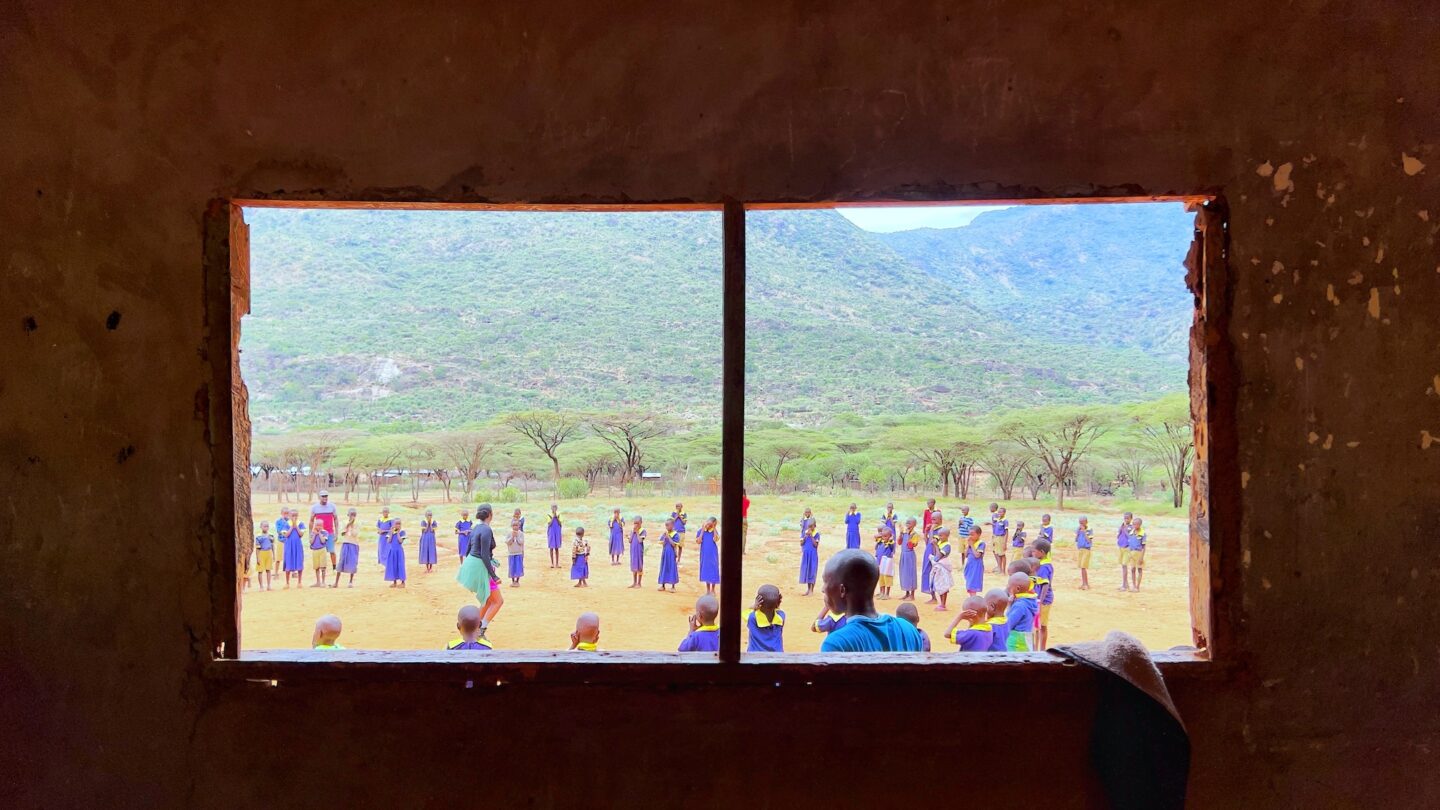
[
  {"x1": 922, "y1": 498, "x2": 937, "y2": 535},
  {"x1": 741, "y1": 489, "x2": 751, "y2": 555}
]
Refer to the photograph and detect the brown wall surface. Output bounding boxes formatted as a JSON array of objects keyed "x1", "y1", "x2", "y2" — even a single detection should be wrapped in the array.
[{"x1": 2, "y1": 1, "x2": 1437, "y2": 806}]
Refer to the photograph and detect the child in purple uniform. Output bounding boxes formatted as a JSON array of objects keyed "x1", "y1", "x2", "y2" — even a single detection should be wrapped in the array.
[
  {"x1": 989, "y1": 506, "x2": 1010, "y2": 574},
  {"x1": 608, "y1": 509, "x2": 625, "y2": 565},
  {"x1": 656, "y1": 518, "x2": 680, "y2": 592},
  {"x1": 1117, "y1": 512, "x2": 1134, "y2": 591},
  {"x1": 628, "y1": 516, "x2": 647, "y2": 588},
  {"x1": 697, "y1": 516, "x2": 720, "y2": 594},
  {"x1": 384, "y1": 519, "x2": 407, "y2": 588},
  {"x1": 1075, "y1": 516, "x2": 1094, "y2": 590},
  {"x1": 746, "y1": 585, "x2": 786, "y2": 652},
  {"x1": 455, "y1": 509, "x2": 473, "y2": 560},
  {"x1": 798, "y1": 509, "x2": 820, "y2": 596},
  {"x1": 944, "y1": 595, "x2": 994, "y2": 652},
  {"x1": 418, "y1": 510, "x2": 439, "y2": 572},
  {"x1": 984, "y1": 589, "x2": 1011, "y2": 651},
  {"x1": 812, "y1": 604, "x2": 848, "y2": 636},
  {"x1": 844, "y1": 503, "x2": 862, "y2": 549},
  {"x1": 546, "y1": 505, "x2": 563, "y2": 569},
  {"x1": 962, "y1": 525, "x2": 986, "y2": 596},
  {"x1": 253, "y1": 522, "x2": 275, "y2": 591},
  {"x1": 333, "y1": 508, "x2": 360, "y2": 588},
  {"x1": 922, "y1": 511, "x2": 942, "y2": 604},
  {"x1": 897, "y1": 518, "x2": 920, "y2": 602},
  {"x1": 896, "y1": 602, "x2": 931, "y2": 652},
  {"x1": 1031, "y1": 538, "x2": 1056, "y2": 649},
  {"x1": 1011, "y1": 519, "x2": 1028, "y2": 557},
  {"x1": 1005, "y1": 572, "x2": 1040, "y2": 651},
  {"x1": 570, "y1": 527, "x2": 590, "y2": 587},
  {"x1": 376, "y1": 507, "x2": 393, "y2": 565},
  {"x1": 671, "y1": 503, "x2": 688, "y2": 564},
  {"x1": 448, "y1": 605, "x2": 494, "y2": 651},
  {"x1": 678, "y1": 595, "x2": 720, "y2": 652}
]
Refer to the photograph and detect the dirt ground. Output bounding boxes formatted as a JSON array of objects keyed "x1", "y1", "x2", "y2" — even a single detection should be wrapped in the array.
[{"x1": 239, "y1": 493, "x2": 1193, "y2": 653}]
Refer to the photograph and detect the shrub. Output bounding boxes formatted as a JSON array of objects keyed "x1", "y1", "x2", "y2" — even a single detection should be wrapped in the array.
[
  {"x1": 496, "y1": 485, "x2": 521, "y2": 503},
  {"x1": 556, "y1": 477, "x2": 589, "y2": 499}
]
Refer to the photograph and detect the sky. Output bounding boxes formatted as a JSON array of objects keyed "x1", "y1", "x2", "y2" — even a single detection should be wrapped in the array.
[{"x1": 836, "y1": 205, "x2": 1012, "y2": 232}]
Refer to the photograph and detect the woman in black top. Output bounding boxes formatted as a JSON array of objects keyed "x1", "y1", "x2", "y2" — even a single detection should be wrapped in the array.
[{"x1": 456, "y1": 503, "x2": 504, "y2": 638}]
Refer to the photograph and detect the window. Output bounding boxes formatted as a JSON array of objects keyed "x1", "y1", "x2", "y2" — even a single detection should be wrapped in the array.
[{"x1": 207, "y1": 196, "x2": 1232, "y2": 677}]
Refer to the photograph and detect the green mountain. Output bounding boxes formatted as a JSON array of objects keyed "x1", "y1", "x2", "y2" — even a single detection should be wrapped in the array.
[{"x1": 240, "y1": 204, "x2": 1193, "y2": 433}]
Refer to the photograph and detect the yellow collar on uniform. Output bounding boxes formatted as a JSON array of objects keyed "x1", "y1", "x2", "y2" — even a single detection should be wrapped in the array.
[
  {"x1": 988, "y1": 615, "x2": 1008, "y2": 627},
  {"x1": 449, "y1": 637, "x2": 493, "y2": 649},
  {"x1": 575, "y1": 641, "x2": 598, "y2": 651},
  {"x1": 1014, "y1": 591, "x2": 1037, "y2": 600},
  {"x1": 695, "y1": 624, "x2": 719, "y2": 633},
  {"x1": 748, "y1": 609, "x2": 784, "y2": 628}
]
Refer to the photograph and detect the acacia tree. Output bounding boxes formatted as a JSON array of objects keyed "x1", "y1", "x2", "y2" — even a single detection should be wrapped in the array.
[
  {"x1": 1112, "y1": 445, "x2": 1151, "y2": 498},
  {"x1": 1137, "y1": 412, "x2": 1194, "y2": 507},
  {"x1": 589, "y1": 412, "x2": 677, "y2": 485},
  {"x1": 1005, "y1": 409, "x2": 1109, "y2": 509},
  {"x1": 503, "y1": 411, "x2": 582, "y2": 485},
  {"x1": 399, "y1": 440, "x2": 439, "y2": 503},
  {"x1": 438, "y1": 429, "x2": 508, "y2": 500},
  {"x1": 888, "y1": 425, "x2": 976, "y2": 498},
  {"x1": 978, "y1": 441, "x2": 1032, "y2": 500},
  {"x1": 744, "y1": 442, "x2": 810, "y2": 491}
]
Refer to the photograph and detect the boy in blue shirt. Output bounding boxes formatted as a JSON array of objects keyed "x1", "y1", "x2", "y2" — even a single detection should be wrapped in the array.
[
  {"x1": 819, "y1": 549, "x2": 925, "y2": 653},
  {"x1": 253, "y1": 521, "x2": 274, "y2": 591},
  {"x1": 1030, "y1": 539, "x2": 1056, "y2": 649},
  {"x1": 448, "y1": 605, "x2": 494, "y2": 651},
  {"x1": 678, "y1": 594, "x2": 720, "y2": 652},
  {"x1": 746, "y1": 584, "x2": 786, "y2": 652},
  {"x1": 944, "y1": 596, "x2": 994, "y2": 652}
]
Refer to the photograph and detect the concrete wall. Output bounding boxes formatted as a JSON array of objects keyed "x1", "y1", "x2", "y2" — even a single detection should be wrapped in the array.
[{"x1": 3, "y1": 1, "x2": 1437, "y2": 806}]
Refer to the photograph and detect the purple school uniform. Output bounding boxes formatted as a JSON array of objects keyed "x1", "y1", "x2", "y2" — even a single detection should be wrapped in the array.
[
  {"x1": 546, "y1": 514, "x2": 563, "y2": 550},
  {"x1": 672, "y1": 511, "x2": 688, "y2": 537},
  {"x1": 282, "y1": 521, "x2": 306, "y2": 572},
  {"x1": 963, "y1": 540, "x2": 986, "y2": 592},
  {"x1": 418, "y1": 519, "x2": 438, "y2": 565},
  {"x1": 987, "y1": 616, "x2": 1011, "y2": 651},
  {"x1": 337, "y1": 539, "x2": 359, "y2": 574},
  {"x1": 1036, "y1": 560, "x2": 1055, "y2": 605},
  {"x1": 1118, "y1": 523, "x2": 1132, "y2": 549},
  {"x1": 1039, "y1": 525, "x2": 1055, "y2": 544},
  {"x1": 697, "y1": 529, "x2": 720, "y2": 584},
  {"x1": 954, "y1": 623, "x2": 994, "y2": 652},
  {"x1": 629, "y1": 527, "x2": 646, "y2": 572},
  {"x1": 814, "y1": 611, "x2": 848, "y2": 634},
  {"x1": 608, "y1": 518, "x2": 625, "y2": 557},
  {"x1": 384, "y1": 530, "x2": 407, "y2": 582},
  {"x1": 570, "y1": 544, "x2": 590, "y2": 581},
  {"x1": 898, "y1": 531, "x2": 919, "y2": 591},
  {"x1": 917, "y1": 627, "x2": 932, "y2": 652},
  {"x1": 1076, "y1": 527, "x2": 1093, "y2": 549},
  {"x1": 657, "y1": 531, "x2": 680, "y2": 585},
  {"x1": 991, "y1": 517, "x2": 1009, "y2": 546},
  {"x1": 678, "y1": 626, "x2": 720, "y2": 652},
  {"x1": 746, "y1": 609, "x2": 786, "y2": 652},
  {"x1": 882, "y1": 512, "x2": 897, "y2": 545},
  {"x1": 447, "y1": 638, "x2": 493, "y2": 651},
  {"x1": 376, "y1": 517, "x2": 394, "y2": 564},
  {"x1": 1011, "y1": 529, "x2": 1027, "y2": 550},
  {"x1": 455, "y1": 519, "x2": 473, "y2": 559},
  {"x1": 1007, "y1": 594, "x2": 1039, "y2": 636},
  {"x1": 921, "y1": 532, "x2": 937, "y2": 595},
  {"x1": 1127, "y1": 529, "x2": 1147, "y2": 552},
  {"x1": 798, "y1": 519, "x2": 820, "y2": 585},
  {"x1": 844, "y1": 512, "x2": 862, "y2": 549}
]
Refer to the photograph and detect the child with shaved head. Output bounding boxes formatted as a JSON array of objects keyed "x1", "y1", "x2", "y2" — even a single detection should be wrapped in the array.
[
  {"x1": 1030, "y1": 538, "x2": 1056, "y2": 649},
  {"x1": 447, "y1": 605, "x2": 493, "y2": 651},
  {"x1": 746, "y1": 585, "x2": 786, "y2": 652},
  {"x1": 943, "y1": 595, "x2": 994, "y2": 652},
  {"x1": 311, "y1": 614, "x2": 344, "y2": 650},
  {"x1": 1004, "y1": 572, "x2": 1040, "y2": 651},
  {"x1": 895, "y1": 602, "x2": 930, "y2": 652},
  {"x1": 983, "y1": 588, "x2": 1011, "y2": 651},
  {"x1": 570, "y1": 612, "x2": 601, "y2": 651},
  {"x1": 678, "y1": 595, "x2": 721, "y2": 652}
]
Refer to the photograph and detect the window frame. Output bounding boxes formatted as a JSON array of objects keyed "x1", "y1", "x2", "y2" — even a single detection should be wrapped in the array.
[{"x1": 204, "y1": 194, "x2": 1235, "y2": 682}]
